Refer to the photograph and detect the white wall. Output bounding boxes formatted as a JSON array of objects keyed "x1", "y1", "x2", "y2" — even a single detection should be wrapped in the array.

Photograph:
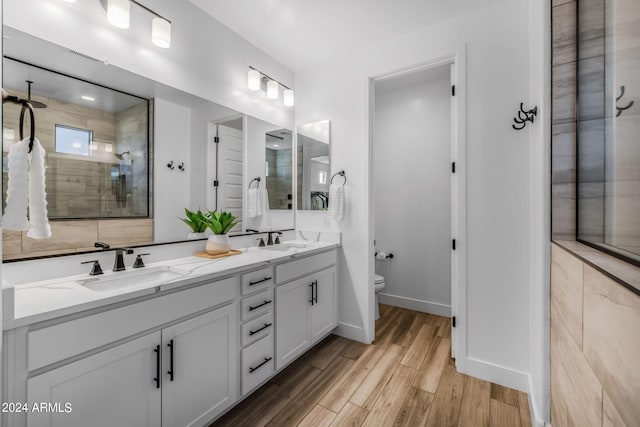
[
  {"x1": 373, "y1": 77, "x2": 452, "y2": 316},
  {"x1": 4, "y1": 0, "x2": 294, "y2": 130},
  {"x1": 154, "y1": 98, "x2": 191, "y2": 242},
  {"x1": 295, "y1": 0, "x2": 533, "y2": 392}
]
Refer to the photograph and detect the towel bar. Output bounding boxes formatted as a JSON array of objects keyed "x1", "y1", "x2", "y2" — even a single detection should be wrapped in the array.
[{"x1": 331, "y1": 170, "x2": 347, "y2": 185}]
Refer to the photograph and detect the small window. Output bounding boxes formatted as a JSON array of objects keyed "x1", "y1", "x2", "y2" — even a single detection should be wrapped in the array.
[
  {"x1": 55, "y1": 125, "x2": 93, "y2": 156},
  {"x1": 319, "y1": 171, "x2": 327, "y2": 185}
]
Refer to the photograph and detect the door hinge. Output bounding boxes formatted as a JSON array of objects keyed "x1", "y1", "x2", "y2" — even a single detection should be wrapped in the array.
[
  {"x1": 452, "y1": 316, "x2": 456, "y2": 328},
  {"x1": 452, "y1": 85, "x2": 456, "y2": 96},
  {"x1": 452, "y1": 162, "x2": 456, "y2": 173},
  {"x1": 214, "y1": 136, "x2": 220, "y2": 143},
  {"x1": 452, "y1": 239, "x2": 456, "y2": 250},
  {"x1": 213, "y1": 180, "x2": 219, "y2": 187}
]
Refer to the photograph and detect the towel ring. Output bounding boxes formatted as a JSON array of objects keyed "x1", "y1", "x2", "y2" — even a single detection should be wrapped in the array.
[
  {"x1": 249, "y1": 177, "x2": 261, "y2": 189},
  {"x1": 330, "y1": 170, "x2": 346, "y2": 185}
]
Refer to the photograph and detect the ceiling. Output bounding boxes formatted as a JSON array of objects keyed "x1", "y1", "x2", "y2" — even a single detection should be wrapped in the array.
[
  {"x1": 189, "y1": 0, "x2": 502, "y2": 70},
  {"x1": 375, "y1": 64, "x2": 450, "y2": 94}
]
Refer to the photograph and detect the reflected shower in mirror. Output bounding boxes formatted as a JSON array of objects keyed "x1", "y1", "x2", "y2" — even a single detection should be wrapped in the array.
[
  {"x1": 266, "y1": 129, "x2": 293, "y2": 210},
  {"x1": 296, "y1": 120, "x2": 330, "y2": 210},
  {"x1": 2, "y1": 58, "x2": 150, "y2": 220}
]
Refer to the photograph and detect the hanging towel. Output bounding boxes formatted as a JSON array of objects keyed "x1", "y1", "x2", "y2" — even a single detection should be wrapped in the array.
[
  {"x1": 328, "y1": 184, "x2": 345, "y2": 220},
  {"x1": 27, "y1": 139, "x2": 51, "y2": 239},
  {"x1": 247, "y1": 188, "x2": 259, "y2": 218},
  {"x1": 3, "y1": 138, "x2": 31, "y2": 230},
  {"x1": 2, "y1": 137, "x2": 51, "y2": 238},
  {"x1": 259, "y1": 186, "x2": 270, "y2": 215}
]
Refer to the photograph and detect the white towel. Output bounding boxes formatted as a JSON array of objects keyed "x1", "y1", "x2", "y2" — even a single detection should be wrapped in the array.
[
  {"x1": 2, "y1": 137, "x2": 51, "y2": 238},
  {"x1": 27, "y1": 139, "x2": 51, "y2": 239},
  {"x1": 258, "y1": 186, "x2": 270, "y2": 216},
  {"x1": 328, "y1": 184, "x2": 345, "y2": 220},
  {"x1": 247, "y1": 188, "x2": 258, "y2": 218}
]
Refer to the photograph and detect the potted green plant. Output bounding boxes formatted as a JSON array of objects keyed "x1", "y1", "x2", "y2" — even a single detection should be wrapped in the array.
[
  {"x1": 180, "y1": 208, "x2": 208, "y2": 240},
  {"x1": 204, "y1": 210, "x2": 239, "y2": 255}
]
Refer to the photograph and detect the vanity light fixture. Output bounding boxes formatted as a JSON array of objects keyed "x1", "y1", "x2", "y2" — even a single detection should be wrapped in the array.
[
  {"x1": 99, "y1": 0, "x2": 172, "y2": 48},
  {"x1": 247, "y1": 66, "x2": 294, "y2": 107}
]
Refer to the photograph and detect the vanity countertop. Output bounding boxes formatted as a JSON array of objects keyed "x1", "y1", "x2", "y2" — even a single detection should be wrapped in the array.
[{"x1": 4, "y1": 241, "x2": 339, "y2": 330}]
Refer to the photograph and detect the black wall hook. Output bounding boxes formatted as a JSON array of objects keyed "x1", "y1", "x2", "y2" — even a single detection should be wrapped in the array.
[
  {"x1": 178, "y1": 162, "x2": 185, "y2": 171},
  {"x1": 167, "y1": 160, "x2": 174, "y2": 170},
  {"x1": 512, "y1": 103, "x2": 538, "y2": 130},
  {"x1": 616, "y1": 85, "x2": 634, "y2": 117}
]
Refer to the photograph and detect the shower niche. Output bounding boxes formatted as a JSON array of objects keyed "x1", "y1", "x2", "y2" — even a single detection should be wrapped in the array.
[{"x1": 2, "y1": 58, "x2": 150, "y2": 219}]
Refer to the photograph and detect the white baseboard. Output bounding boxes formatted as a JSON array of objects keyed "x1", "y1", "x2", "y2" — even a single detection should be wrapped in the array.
[
  {"x1": 378, "y1": 293, "x2": 451, "y2": 317},
  {"x1": 334, "y1": 321, "x2": 369, "y2": 343},
  {"x1": 465, "y1": 357, "x2": 529, "y2": 392}
]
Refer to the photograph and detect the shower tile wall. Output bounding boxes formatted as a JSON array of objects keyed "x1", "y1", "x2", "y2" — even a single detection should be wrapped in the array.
[{"x1": 266, "y1": 148, "x2": 292, "y2": 210}]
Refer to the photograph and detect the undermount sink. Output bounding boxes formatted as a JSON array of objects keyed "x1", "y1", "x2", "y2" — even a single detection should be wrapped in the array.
[
  {"x1": 78, "y1": 266, "x2": 190, "y2": 292},
  {"x1": 260, "y1": 241, "x2": 311, "y2": 251}
]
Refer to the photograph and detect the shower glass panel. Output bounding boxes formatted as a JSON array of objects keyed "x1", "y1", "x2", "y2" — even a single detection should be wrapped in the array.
[
  {"x1": 2, "y1": 59, "x2": 150, "y2": 219},
  {"x1": 577, "y1": 0, "x2": 640, "y2": 264}
]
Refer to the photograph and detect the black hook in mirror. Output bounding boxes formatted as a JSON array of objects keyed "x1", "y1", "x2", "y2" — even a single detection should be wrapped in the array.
[
  {"x1": 615, "y1": 85, "x2": 634, "y2": 117},
  {"x1": 178, "y1": 162, "x2": 185, "y2": 171},
  {"x1": 167, "y1": 160, "x2": 174, "y2": 170}
]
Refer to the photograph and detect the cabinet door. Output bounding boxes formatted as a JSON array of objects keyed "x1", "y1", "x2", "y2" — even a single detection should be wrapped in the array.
[
  {"x1": 275, "y1": 277, "x2": 312, "y2": 370},
  {"x1": 27, "y1": 332, "x2": 162, "y2": 427},
  {"x1": 310, "y1": 268, "x2": 337, "y2": 343},
  {"x1": 161, "y1": 303, "x2": 237, "y2": 427}
]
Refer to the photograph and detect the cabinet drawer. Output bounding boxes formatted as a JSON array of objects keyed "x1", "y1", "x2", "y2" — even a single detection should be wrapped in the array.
[
  {"x1": 276, "y1": 250, "x2": 337, "y2": 284},
  {"x1": 241, "y1": 267, "x2": 274, "y2": 295},
  {"x1": 241, "y1": 312, "x2": 273, "y2": 347},
  {"x1": 241, "y1": 288, "x2": 274, "y2": 321},
  {"x1": 28, "y1": 277, "x2": 237, "y2": 371},
  {"x1": 241, "y1": 334, "x2": 274, "y2": 395}
]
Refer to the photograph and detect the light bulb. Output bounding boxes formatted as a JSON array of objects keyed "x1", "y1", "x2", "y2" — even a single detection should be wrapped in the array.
[
  {"x1": 107, "y1": 0, "x2": 130, "y2": 29},
  {"x1": 283, "y1": 89, "x2": 294, "y2": 107},
  {"x1": 152, "y1": 17, "x2": 171, "y2": 48},
  {"x1": 248, "y1": 69, "x2": 261, "y2": 91},
  {"x1": 267, "y1": 80, "x2": 279, "y2": 99}
]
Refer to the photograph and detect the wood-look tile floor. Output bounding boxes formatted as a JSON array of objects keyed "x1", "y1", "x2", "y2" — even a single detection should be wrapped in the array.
[{"x1": 212, "y1": 304, "x2": 532, "y2": 427}]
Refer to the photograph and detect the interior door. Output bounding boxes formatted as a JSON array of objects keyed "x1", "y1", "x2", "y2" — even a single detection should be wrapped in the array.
[
  {"x1": 209, "y1": 123, "x2": 243, "y2": 232},
  {"x1": 161, "y1": 304, "x2": 237, "y2": 427},
  {"x1": 27, "y1": 332, "x2": 162, "y2": 427}
]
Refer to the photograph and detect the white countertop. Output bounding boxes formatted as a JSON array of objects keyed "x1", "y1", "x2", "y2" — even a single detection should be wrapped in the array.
[{"x1": 4, "y1": 241, "x2": 339, "y2": 330}]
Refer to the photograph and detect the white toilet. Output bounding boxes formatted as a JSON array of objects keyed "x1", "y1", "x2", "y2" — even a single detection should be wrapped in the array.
[{"x1": 374, "y1": 274, "x2": 386, "y2": 320}]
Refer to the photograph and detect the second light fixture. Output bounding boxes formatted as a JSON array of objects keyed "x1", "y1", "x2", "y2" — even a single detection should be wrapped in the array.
[
  {"x1": 247, "y1": 66, "x2": 294, "y2": 107},
  {"x1": 102, "y1": 0, "x2": 171, "y2": 48}
]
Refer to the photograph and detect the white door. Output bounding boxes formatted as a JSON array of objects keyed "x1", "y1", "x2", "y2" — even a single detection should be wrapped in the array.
[
  {"x1": 275, "y1": 278, "x2": 312, "y2": 370},
  {"x1": 161, "y1": 304, "x2": 237, "y2": 427},
  {"x1": 209, "y1": 123, "x2": 243, "y2": 232},
  {"x1": 27, "y1": 332, "x2": 162, "y2": 427},
  {"x1": 310, "y1": 268, "x2": 337, "y2": 343}
]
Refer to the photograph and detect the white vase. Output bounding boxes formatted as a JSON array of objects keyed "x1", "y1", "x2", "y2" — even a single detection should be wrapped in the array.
[
  {"x1": 206, "y1": 234, "x2": 231, "y2": 255},
  {"x1": 187, "y1": 232, "x2": 207, "y2": 240}
]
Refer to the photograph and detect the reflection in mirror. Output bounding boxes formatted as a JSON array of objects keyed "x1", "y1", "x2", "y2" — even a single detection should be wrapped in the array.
[
  {"x1": 2, "y1": 58, "x2": 150, "y2": 220},
  {"x1": 296, "y1": 120, "x2": 331, "y2": 210},
  {"x1": 245, "y1": 116, "x2": 294, "y2": 231},
  {"x1": 576, "y1": 0, "x2": 640, "y2": 264}
]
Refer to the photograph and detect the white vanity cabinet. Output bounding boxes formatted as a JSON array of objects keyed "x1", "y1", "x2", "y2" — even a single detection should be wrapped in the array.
[
  {"x1": 275, "y1": 250, "x2": 337, "y2": 370},
  {"x1": 27, "y1": 332, "x2": 162, "y2": 427},
  {"x1": 6, "y1": 278, "x2": 238, "y2": 427}
]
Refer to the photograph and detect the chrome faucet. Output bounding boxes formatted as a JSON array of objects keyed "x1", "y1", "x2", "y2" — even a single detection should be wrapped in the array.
[{"x1": 113, "y1": 248, "x2": 134, "y2": 272}]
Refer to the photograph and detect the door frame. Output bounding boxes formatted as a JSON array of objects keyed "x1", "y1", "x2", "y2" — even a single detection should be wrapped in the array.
[{"x1": 366, "y1": 45, "x2": 468, "y2": 372}]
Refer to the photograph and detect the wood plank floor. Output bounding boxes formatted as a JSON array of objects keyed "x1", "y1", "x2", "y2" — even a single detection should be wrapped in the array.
[{"x1": 212, "y1": 304, "x2": 532, "y2": 427}]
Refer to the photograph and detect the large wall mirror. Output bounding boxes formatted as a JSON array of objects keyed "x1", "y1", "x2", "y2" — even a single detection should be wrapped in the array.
[
  {"x1": 296, "y1": 120, "x2": 331, "y2": 210},
  {"x1": 576, "y1": 0, "x2": 640, "y2": 265},
  {"x1": 1, "y1": 27, "x2": 294, "y2": 261}
]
